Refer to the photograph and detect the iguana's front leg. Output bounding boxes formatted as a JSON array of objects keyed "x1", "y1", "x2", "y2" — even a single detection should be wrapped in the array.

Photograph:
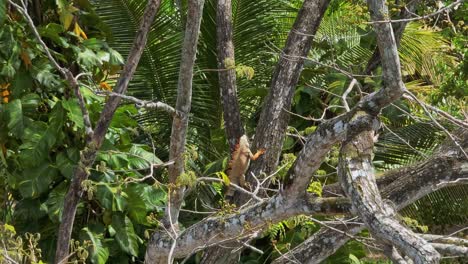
[{"x1": 249, "y1": 149, "x2": 265, "y2": 161}]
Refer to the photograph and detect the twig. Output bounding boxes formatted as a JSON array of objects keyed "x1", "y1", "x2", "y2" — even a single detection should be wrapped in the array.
[
  {"x1": 403, "y1": 91, "x2": 468, "y2": 159},
  {"x1": 368, "y1": 0, "x2": 464, "y2": 24},
  {"x1": 381, "y1": 122, "x2": 429, "y2": 158},
  {"x1": 95, "y1": 90, "x2": 177, "y2": 116},
  {"x1": 197, "y1": 177, "x2": 264, "y2": 202},
  {"x1": 403, "y1": 94, "x2": 468, "y2": 129},
  {"x1": 342, "y1": 79, "x2": 357, "y2": 112}
]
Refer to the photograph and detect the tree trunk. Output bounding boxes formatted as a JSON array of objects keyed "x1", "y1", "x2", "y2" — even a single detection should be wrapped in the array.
[
  {"x1": 201, "y1": 1, "x2": 330, "y2": 262},
  {"x1": 145, "y1": 0, "x2": 205, "y2": 262},
  {"x1": 216, "y1": 0, "x2": 244, "y2": 151},
  {"x1": 54, "y1": 1, "x2": 162, "y2": 262},
  {"x1": 338, "y1": 128, "x2": 440, "y2": 264}
]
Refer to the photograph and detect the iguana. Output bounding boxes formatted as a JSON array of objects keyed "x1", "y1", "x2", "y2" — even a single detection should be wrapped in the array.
[{"x1": 225, "y1": 135, "x2": 265, "y2": 198}]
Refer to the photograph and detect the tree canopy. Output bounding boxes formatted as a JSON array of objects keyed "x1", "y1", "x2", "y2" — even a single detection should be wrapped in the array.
[{"x1": 0, "y1": 0, "x2": 467, "y2": 263}]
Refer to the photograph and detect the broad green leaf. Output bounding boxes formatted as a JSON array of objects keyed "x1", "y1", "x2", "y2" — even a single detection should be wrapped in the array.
[
  {"x1": 83, "y1": 38, "x2": 106, "y2": 51},
  {"x1": 127, "y1": 145, "x2": 162, "y2": 170},
  {"x1": 19, "y1": 122, "x2": 54, "y2": 165},
  {"x1": 110, "y1": 104, "x2": 138, "y2": 128},
  {"x1": 139, "y1": 185, "x2": 166, "y2": 212},
  {"x1": 1, "y1": 62, "x2": 15, "y2": 77},
  {"x1": 39, "y1": 23, "x2": 69, "y2": 47},
  {"x1": 80, "y1": 86, "x2": 103, "y2": 102},
  {"x1": 108, "y1": 48, "x2": 124, "y2": 65},
  {"x1": 59, "y1": 8, "x2": 74, "y2": 30},
  {"x1": 81, "y1": 227, "x2": 109, "y2": 264},
  {"x1": 5, "y1": 99, "x2": 24, "y2": 137},
  {"x1": 218, "y1": 171, "x2": 230, "y2": 186},
  {"x1": 32, "y1": 62, "x2": 61, "y2": 86},
  {"x1": 13, "y1": 199, "x2": 47, "y2": 221},
  {"x1": 10, "y1": 70, "x2": 33, "y2": 97},
  {"x1": 62, "y1": 99, "x2": 84, "y2": 128},
  {"x1": 96, "y1": 184, "x2": 114, "y2": 210},
  {"x1": 107, "y1": 153, "x2": 128, "y2": 169},
  {"x1": 96, "y1": 184, "x2": 127, "y2": 211},
  {"x1": 56, "y1": 151, "x2": 76, "y2": 179},
  {"x1": 77, "y1": 48, "x2": 102, "y2": 69},
  {"x1": 18, "y1": 163, "x2": 59, "y2": 198},
  {"x1": 44, "y1": 182, "x2": 68, "y2": 222},
  {"x1": 19, "y1": 104, "x2": 64, "y2": 166},
  {"x1": 111, "y1": 213, "x2": 139, "y2": 256},
  {"x1": 124, "y1": 185, "x2": 147, "y2": 224},
  {"x1": 21, "y1": 93, "x2": 41, "y2": 114}
]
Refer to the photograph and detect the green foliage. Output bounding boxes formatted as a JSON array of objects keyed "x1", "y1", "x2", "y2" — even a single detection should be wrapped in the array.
[
  {"x1": 0, "y1": 224, "x2": 44, "y2": 263},
  {"x1": 307, "y1": 181, "x2": 323, "y2": 197},
  {"x1": 0, "y1": 2, "x2": 166, "y2": 262},
  {"x1": 0, "y1": 0, "x2": 466, "y2": 263},
  {"x1": 401, "y1": 216, "x2": 429, "y2": 233}
]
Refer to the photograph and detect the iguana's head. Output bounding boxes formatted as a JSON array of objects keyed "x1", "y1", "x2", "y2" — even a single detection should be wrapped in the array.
[{"x1": 239, "y1": 135, "x2": 250, "y2": 148}]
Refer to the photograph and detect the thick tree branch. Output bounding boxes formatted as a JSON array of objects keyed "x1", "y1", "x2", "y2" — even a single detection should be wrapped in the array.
[
  {"x1": 54, "y1": 0, "x2": 163, "y2": 262},
  {"x1": 419, "y1": 234, "x2": 468, "y2": 247},
  {"x1": 217, "y1": 0, "x2": 244, "y2": 152},
  {"x1": 364, "y1": 0, "x2": 420, "y2": 76},
  {"x1": 247, "y1": 0, "x2": 330, "y2": 181},
  {"x1": 272, "y1": 131, "x2": 468, "y2": 264},
  {"x1": 205, "y1": 2, "x2": 330, "y2": 261},
  {"x1": 338, "y1": 128, "x2": 440, "y2": 264},
  {"x1": 280, "y1": 0, "x2": 411, "y2": 199},
  {"x1": 431, "y1": 243, "x2": 468, "y2": 257},
  {"x1": 147, "y1": 131, "x2": 468, "y2": 259},
  {"x1": 145, "y1": 0, "x2": 205, "y2": 262},
  {"x1": 326, "y1": 1, "x2": 440, "y2": 263}
]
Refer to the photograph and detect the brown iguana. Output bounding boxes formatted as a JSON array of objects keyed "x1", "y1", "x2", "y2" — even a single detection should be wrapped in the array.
[{"x1": 225, "y1": 135, "x2": 265, "y2": 198}]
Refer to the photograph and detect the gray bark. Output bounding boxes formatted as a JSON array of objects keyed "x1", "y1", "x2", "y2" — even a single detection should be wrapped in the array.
[
  {"x1": 383, "y1": 245, "x2": 408, "y2": 264},
  {"x1": 338, "y1": 129, "x2": 440, "y2": 264},
  {"x1": 200, "y1": 3, "x2": 241, "y2": 262},
  {"x1": 364, "y1": 0, "x2": 420, "y2": 77},
  {"x1": 145, "y1": 1, "x2": 205, "y2": 262},
  {"x1": 431, "y1": 243, "x2": 468, "y2": 257},
  {"x1": 54, "y1": 1, "x2": 162, "y2": 262},
  {"x1": 246, "y1": 0, "x2": 330, "y2": 184},
  {"x1": 202, "y1": 1, "x2": 330, "y2": 262},
  {"x1": 146, "y1": 130, "x2": 468, "y2": 260},
  {"x1": 216, "y1": 0, "x2": 244, "y2": 152},
  {"x1": 271, "y1": 131, "x2": 468, "y2": 264},
  {"x1": 336, "y1": 2, "x2": 441, "y2": 261}
]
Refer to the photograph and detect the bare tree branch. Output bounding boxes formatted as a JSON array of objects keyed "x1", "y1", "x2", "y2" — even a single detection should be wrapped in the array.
[
  {"x1": 383, "y1": 245, "x2": 408, "y2": 264},
  {"x1": 364, "y1": 0, "x2": 421, "y2": 76},
  {"x1": 145, "y1": 0, "x2": 205, "y2": 262},
  {"x1": 54, "y1": 0, "x2": 163, "y2": 262},
  {"x1": 420, "y1": 234, "x2": 468, "y2": 247},
  {"x1": 95, "y1": 91, "x2": 177, "y2": 116},
  {"x1": 431, "y1": 243, "x2": 468, "y2": 257},
  {"x1": 338, "y1": 128, "x2": 439, "y2": 263},
  {"x1": 246, "y1": 0, "x2": 330, "y2": 186},
  {"x1": 147, "y1": 131, "x2": 468, "y2": 259},
  {"x1": 217, "y1": 0, "x2": 244, "y2": 151}
]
